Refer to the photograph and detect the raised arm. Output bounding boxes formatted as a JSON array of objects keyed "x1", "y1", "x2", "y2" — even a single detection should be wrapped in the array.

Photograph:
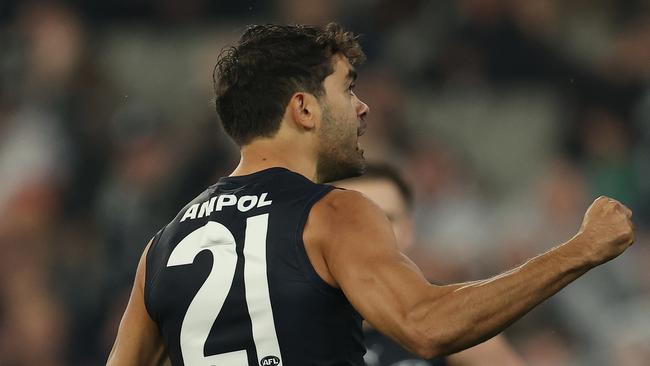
[
  {"x1": 304, "y1": 191, "x2": 634, "y2": 359},
  {"x1": 107, "y1": 242, "x2": 168, "y2": 366}
]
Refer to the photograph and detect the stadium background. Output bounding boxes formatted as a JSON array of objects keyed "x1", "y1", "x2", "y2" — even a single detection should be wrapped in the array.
[{"x1": 1, "y1": 0, "x2": 649, "y2": 365}]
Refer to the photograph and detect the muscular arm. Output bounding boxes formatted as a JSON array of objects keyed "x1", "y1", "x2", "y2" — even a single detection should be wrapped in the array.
[
  {"x1": 305, "y1": 191, "x2": 633, "y2": 359},
  {"x1": 107, "y1": 242, "x2": 168, "y2": 366}
]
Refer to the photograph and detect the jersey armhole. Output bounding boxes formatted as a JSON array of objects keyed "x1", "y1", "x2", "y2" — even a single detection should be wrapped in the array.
[
  {"x1": 143, "y1": 225, "x2": 167, "y2": 323},
  {"x1": 294, "y1": 185, "x2": 345, "y2": 298}
]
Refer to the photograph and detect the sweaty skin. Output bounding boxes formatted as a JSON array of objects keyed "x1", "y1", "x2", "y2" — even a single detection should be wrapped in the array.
[
  {"x1": 107, "y1": 54, "x2": 635, "y2": 364},
  {"x1": 337, "y1": 177, "x2": 524, "y2": 365}
]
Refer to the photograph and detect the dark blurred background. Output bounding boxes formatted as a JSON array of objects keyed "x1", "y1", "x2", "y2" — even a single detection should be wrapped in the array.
[{"x1": 1, "y1": 1, "x2": 649, "y2": 365}]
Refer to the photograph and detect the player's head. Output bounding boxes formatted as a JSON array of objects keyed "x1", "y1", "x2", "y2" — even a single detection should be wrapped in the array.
[
  {"x1": 213, "y1": 23, "x2": 369, "y2": 182},
  {"x1": 334, "y1": 163, "x2": 415, "y2": 251}
]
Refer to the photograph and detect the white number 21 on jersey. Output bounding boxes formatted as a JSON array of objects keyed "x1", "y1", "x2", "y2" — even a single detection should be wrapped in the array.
[{"x1": 166, "y1": 214, "x2": 283, "y2": 366}]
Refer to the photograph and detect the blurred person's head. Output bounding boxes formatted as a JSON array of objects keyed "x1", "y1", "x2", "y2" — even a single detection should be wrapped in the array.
[
  {"x1": 334, "y1": 163, "x2": 415, "y2": 251},
  {"x1": 213, "y1": 23, "x2": 369, "y2": 183},
  {"x1": 108, "y1": 104, "x2": 175, "y2": 191},
  {"x1": 19, "y1": 1, "x2": 84, "y2": 89},
  {"x1": 405, "y1": 143, "x2": 465, "y2": 200},
  {"x1": 539, "y1": 159, "x2": 588, "y2": 224},
  {"x1": 457, "y1": 0, "x2": 507, "y2": 26},
  {"x1": 606, "y1": 12, "x2": 650, "y2": 80},
  {"x1": 575, "y1": 107, "x2": 638, "y2": 205},
  {"x1": 579, "y1": 107, "x2": 632, "y2": 161},
  {"x1": 506, "y1": 0, "x2": 558, "y2": 37},
  {"x1": 277, "y1": 0, "x2": 338, "y2": 24}
]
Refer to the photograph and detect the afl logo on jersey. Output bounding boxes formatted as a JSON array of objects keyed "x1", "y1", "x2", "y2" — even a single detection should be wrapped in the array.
[{"x1": 260, "y1": 355, "x2": 281, "y2": 366}]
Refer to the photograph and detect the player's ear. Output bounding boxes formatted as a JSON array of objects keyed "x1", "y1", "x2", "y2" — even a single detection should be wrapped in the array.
[{"x1": 288, "y1": 92, "x2": 321, "y2": 131}]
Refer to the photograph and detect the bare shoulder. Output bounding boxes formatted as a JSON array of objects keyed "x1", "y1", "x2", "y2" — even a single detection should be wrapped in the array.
[
  {"x1": 311, "y1": 188, "x2": 390, "y2": 229},
  {"x1": 303, "y1": 188, "x2": 398, "y2": 286}
]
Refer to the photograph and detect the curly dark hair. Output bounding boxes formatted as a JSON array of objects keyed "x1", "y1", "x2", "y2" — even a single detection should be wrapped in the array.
[{"x1": 213, "y1": 23, "x2": 365, "y2": 146}]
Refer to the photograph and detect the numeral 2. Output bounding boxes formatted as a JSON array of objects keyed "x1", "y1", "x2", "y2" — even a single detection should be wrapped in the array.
[{"x1": 167, "y1": 214, "x2": 282, "y2": 365}]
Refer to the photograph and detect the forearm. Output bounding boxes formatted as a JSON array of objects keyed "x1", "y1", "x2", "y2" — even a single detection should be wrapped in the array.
[{"x1": 415, "y1": 236, "x2": 592, "y2": 356}]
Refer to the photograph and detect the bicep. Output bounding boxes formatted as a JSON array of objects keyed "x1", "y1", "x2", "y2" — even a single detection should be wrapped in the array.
[
  {"x1": 107, "y1": 242, "x2": 167, "y2": 366},
  {"x1": 335, "y1": 246, "x2": 434, "y2": 343},
  {"x1": 317, "y1": 192, "x2": 444, "y2": 351}
]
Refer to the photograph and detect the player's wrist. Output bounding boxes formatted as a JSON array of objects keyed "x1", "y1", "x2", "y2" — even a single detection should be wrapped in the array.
[{"x1": 561, "y1": 233, "x2": 599, "y2": 270}]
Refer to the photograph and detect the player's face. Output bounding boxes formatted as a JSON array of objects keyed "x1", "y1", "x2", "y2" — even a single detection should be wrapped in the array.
[
  {"x1": 337, "y1": 178, "x2": 415, "y2": 251},
  {"x1": 315, "y1": 55, "x2": 369, "y2": 183}
]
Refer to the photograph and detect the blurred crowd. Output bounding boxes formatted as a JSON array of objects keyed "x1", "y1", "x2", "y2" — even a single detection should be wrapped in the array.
[{"x1": 1, "y1": 0, "x2": 649, "y2": 365}]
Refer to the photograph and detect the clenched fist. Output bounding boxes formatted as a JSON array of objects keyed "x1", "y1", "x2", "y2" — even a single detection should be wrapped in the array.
[{"x1": 575, "y1": 196, "x2": 635, "y2": 266}]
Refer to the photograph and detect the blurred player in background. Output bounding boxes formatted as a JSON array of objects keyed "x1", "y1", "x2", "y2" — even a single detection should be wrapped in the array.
[
  {"x1": 108, "y1": 23, "x2": 635, "y2": 366},
  {"x1": 336, "y1": 163, "x2": 525, "y2": 366}
]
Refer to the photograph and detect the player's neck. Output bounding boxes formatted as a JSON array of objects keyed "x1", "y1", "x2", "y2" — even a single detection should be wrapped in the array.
[{"x1": 231, "y1": 138, "x2": 318, "y2": 182}]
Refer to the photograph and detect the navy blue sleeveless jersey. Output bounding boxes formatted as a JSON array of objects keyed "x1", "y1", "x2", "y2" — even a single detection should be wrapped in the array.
[{"x1": 144, "y1": 167, "x2": 365, "y2": 366}]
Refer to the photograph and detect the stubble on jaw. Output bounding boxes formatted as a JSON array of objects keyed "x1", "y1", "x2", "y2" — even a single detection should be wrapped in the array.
[{"x1": 315, "y1": 104, "x2": 365, "y2": 183}]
